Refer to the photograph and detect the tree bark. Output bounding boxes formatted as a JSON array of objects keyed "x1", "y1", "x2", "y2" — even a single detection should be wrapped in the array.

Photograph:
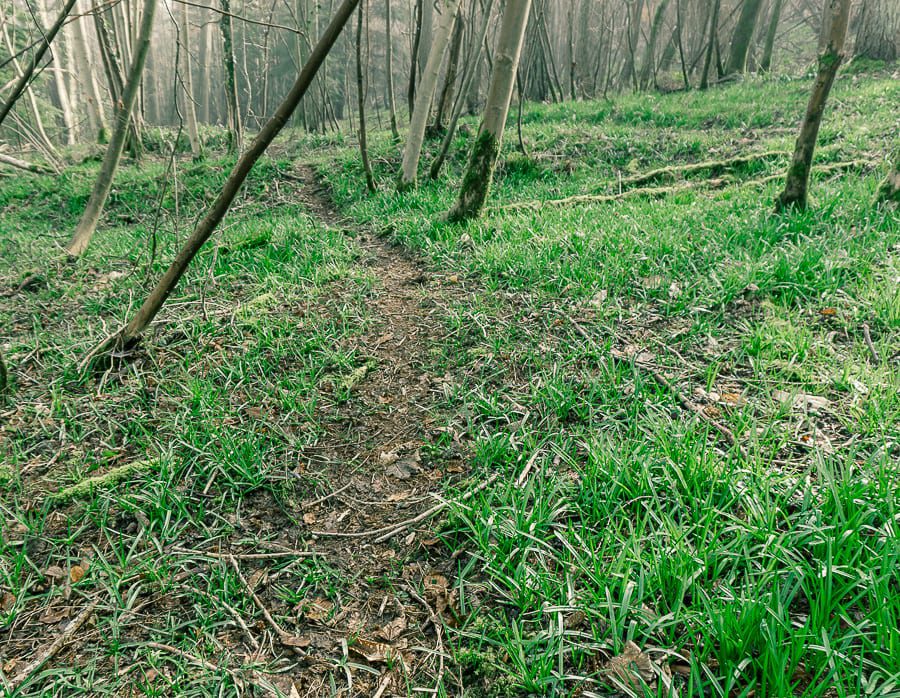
[
  {"x1": 776, "y1": 0, "x2": 851, "y2": 211},
  {"x1": 726, "y1": 0, "x2": 764, "y2": 75},
  {"x1": 407, "y1": 0, "x2": 423, "y2": 115},
  {"x1": 37, "y1": 0, "x2": 76, "y2": 144},
  {"x1": 221, "y1": 0, "x2": 243, "y2": 154},
  {"x1": 356, "y1": 1, "x2": 376, "y2": 192},
  {"x1": 398, "y1": 0, "x2": 463, "y2": 191},
  {"x1": 431, "y1": 13, "x2": 464, "y2": 134},
  {"x1": 92, "y1": 0, "x2": 361, "y2": 354},
  {"x1": 447, "y1": 0, "x2": 532, "y2": 222},
  {"x1": 699, "y1": 0, "x2": 721, "y2": 89},
  {"x1": 385, "y1": 0, "x2": 400, "y2": 142},
  {"x1": 0, "y1": 0, "x2": 79, "y2": 130},
  {"x1": 639, "y1": 0, "x2": 672, "y2": 90},
  {"x1": 854, "y1": 0, "x2": 899, "y2": 61},
  {"x1": 65, "y1": 0, "x2": 158, "y2": 258},
  {"x1": 71, "y1": 0, "x2": 109, "y2": 142},
  {"x1": 179, "y1": 1, "x2": 204, "y2": 158},
  {"x1": 759, "y1": 0, "x2": 784, "y2": 71}
]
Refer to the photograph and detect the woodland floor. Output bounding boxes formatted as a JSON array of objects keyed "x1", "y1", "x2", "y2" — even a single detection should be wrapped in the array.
[{"x1": 1, "y1": 71, "x2": 900, "y2": 697}]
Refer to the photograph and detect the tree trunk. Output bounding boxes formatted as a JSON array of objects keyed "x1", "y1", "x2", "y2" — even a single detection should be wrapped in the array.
[
  {"x1": 759, "y1": 0, "x2": 784, "y2": 71},
  {"x1": 775, "y1": 0, "x2": 851, "y2": 211},
  {"x1": 179, "y1": 1, "x2": 203, "y2": 158},
  {"x1": 447, "y1": 0, "x2": 532, "y2": 222},
  {"x1": 854, "y1": 0, "x2": 899, "y2": 61},
  {"x1": 431, "y1": 13, "x2": 465, "y2": 134},
  {"x1": 699, "y1": 0, "x2": 721, "y2": 89},
  {"x1": 0, "y1": 0, "x2": 79, "y2": 130},
  {"x1": 356, "y1": 1, "x2": 376, "y2": 192},
  {"x1": 639, "y1": 0, "x2": 672, "y2": 90},
  {"x1": 407, "y1": 0, "x2": 423, "y2": 115},
  {"x1": 726, "y1": 0, "x2": 764, "y2": 75},
  {"x1": 91, "y1": 0, "x2": 361, "y2": 356},
  {"x1": 37, "y1": 0, "x2": 76, "y2": 144},
  {"x1": 221, "y1": 0, "x2": 243, "y2": 154},
  {"x1": 398, "y1": 0, "x2": 464, "y2": 191},
  {"x1": 65, "y1": 0, "x2": 157, "y2": 258},
  {"x1": 385, "y1": 0, "x2": 400, "y2": 142},
  {"x1": 71, "y1": 0, "x2": 109, "y2": 142},
  {"x1": 429, "y1": 0, "x2": 495, "y2": 180}
]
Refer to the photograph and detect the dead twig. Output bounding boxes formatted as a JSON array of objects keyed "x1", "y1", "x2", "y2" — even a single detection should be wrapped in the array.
[
  {"x1": 406, "y1": 584, "x2": 446, "y2": 695},
  {"x1": 515, "y1": 445, "x2": 545, "y2": 488},
  {"x1": 10, "y1": 599, "x2": 99, "y2": 691},
  {"x1": 862, "y1": 323, "x2": 880, "y2": 363},
  {"x1": 311, "y1": 471, "x2": 501, "y2": 542},
  {"x1": 570, "y1": 319, "x2": 749, "y2": 460}
]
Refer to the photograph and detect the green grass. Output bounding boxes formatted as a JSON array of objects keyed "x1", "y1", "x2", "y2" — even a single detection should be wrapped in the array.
[
  {"x1": 313, "y1": 72, "x2": 900, "y2": 696},
  {"x1": 1, "y1": 71, "x2": 899, "y2": 696}
]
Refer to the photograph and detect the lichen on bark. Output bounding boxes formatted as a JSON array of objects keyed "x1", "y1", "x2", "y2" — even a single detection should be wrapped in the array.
[{"x1": 447, "y1": 129, "x2": 501, "y2": 222}]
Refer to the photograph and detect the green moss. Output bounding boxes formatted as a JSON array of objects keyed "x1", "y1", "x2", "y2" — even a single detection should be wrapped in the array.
[
  {"x1": 447, "y1": 129, "x2": 501, "y2": 222},
  {"x1": 49, "y1": 459, "x2": 157, "y2": 504}
]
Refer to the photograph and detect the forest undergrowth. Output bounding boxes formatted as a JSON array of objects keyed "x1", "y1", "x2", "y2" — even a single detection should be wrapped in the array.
[{"x1": 1, "y1": 73, "x2": 898, "y2": 697}]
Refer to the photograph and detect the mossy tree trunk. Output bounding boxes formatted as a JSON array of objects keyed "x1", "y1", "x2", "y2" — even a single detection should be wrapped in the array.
[
  {"x1": 447, "y1": 0, "x2": 532, "y2": 222},
  {"x1": 91, "y1": 0, "x2": 360, "y2": 356},
  {"x1": 65, "y1": 0, "x2": 157, "y2": 258},
  {"x1": 726, "y1": 0, "x2": 764, "y2": 75},
  {"x1": 776, "y1": 0, "x2": 851, "y2": 211},
  {"x1": 398, "y1": 0, "x2": 463, "y2": 191}
]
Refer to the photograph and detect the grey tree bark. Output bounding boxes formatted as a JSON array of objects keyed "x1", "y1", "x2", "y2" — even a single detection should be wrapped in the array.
[
  {"x1": 66, "y1": 0, "x2": 158, "y2": 257},
  {"x1": 726, "y1": 0, "x2": 764, "y2": 75}
]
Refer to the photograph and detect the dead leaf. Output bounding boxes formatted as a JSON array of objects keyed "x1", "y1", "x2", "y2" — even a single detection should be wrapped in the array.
[
  {"x1": 300, "y1": 597, "x2": 334, "y2": 624},
  {"x1": 820, "y1": 307, "x2": 838, "y2": 317},
  {"x1": 0, "y1": 591, "x2": 15, "y2": 611},
  {"x1": 719, "y1": 392, "x2": 746, "y2": 407},
  {"x1": 39, "y1": 606, "x2": 70, "y2": 624},
  {"x1": 774, "y1": 390, "x2": 830, "y2": 413},
  {"x1": 302, "y1": 512, "x2": 317, "y2": 525},
  {"x1": 44, "y1": 565, "x2": 66, "y2": 580},
  {"x1": 378, "y1": 616, "x2": 407, "y2": 642},
  {"x1": 281, "y1": 635, "x2": 311, "y2": 649},
  {"x1": 247, "y1": 568, "x2": 268, "y2": 590},
  {"x1": 350, "y1": 636, "x2": 396, "y2": 663},
  {"x1": 69, "y1": 565, "x2": 85, "y2": 583},
  {"x1": 423, "y1": 573, "x2": 450, "y2": 614},
  {"x1": 601, "y1": 640, "x2": 655, "y2": 692}
]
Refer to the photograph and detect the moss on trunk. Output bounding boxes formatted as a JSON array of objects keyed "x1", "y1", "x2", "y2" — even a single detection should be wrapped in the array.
[{"x1": 447, "y1": 130, "x2": 501, "y2": 222}]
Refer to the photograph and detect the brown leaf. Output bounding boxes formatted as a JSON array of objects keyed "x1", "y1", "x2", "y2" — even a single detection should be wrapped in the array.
[
  {"x1": 0, "y1": 591, "x2": 15, "y2": 611},
  {"x1": 39, "y1": 606, "x2": 71, "y2": 624},
  {"x1": 300, "y1": 597, "x2": 334, "y2": 624},
  {"x1": 350, "y1": 636, "x2": 396, "y2": 663},
  {"x1": 69, "y1": 565, "x2": 85, "y2": 583},
  {"x1": 281, "y1": 635, "x2": 311, "y2": 649},
  {"x1": 601, "y1": 640, "x2": 655, "y2": 693},
  {"x1": 378, "y1": 616, "x2": 407, "y2": 642},
  {"x1": 774, "y1": 390, "x2": 830, "y2": 413},
  {"x1": 44, "y1": 565, "x2": 66, "y2": 580},
  {"x1": 302, "y1": 512, "x2": 317, "y2": 525},
  {"x1": 423, "y1": 573, "x2": 449, "y2": 613},
  {"x1": 719, "y1": 392, "x2": 746, "y2": 407}
]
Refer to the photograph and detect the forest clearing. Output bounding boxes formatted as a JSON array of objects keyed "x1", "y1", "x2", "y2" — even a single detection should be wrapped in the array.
[{"x1": 1, "y1": 0, "x2": 899, "y2": 696}]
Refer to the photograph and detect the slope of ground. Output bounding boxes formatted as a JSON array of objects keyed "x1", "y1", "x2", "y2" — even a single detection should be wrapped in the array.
[{"x1": 0, "y1": 72, "x2": 898, "y2": 697}]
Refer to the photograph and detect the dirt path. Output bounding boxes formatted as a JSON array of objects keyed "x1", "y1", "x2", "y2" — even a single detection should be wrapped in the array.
[{"x1": 279, "y1": 165, "x2": 469, "y2": 696}]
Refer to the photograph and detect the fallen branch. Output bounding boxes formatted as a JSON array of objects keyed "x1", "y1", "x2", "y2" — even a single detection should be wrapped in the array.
[
  {"x1": 49, "y1": 459, "x2": 157, "y2": 503},
  {"x1": 862, "y1": 324, "x2": 880, "y2": 364},
  {"x1": 0, "y1": 151, "x2": 52, "y2": 175},
  {"x1": 312, "y1": 470, "x2": 501, "y2": 542},
  {"x1": 10, "y1": 599, "x2": 99, "y2": 691},
  {"x1": 614, "y1": 150, "x2": 787, "y2": 188}
]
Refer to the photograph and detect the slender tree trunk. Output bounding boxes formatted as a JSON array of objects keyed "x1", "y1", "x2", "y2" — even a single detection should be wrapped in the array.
[
  {"x1": 699, "y1": 0, "x2": 721, "y2": 89},
  {"x1": 429, "y1": 0, "x2": 495, "y2": 179},
  {"x1": 179, "y1": 1, "x2": 203, "y2": 158},
  {"x1": 356, "y1": 2, "x2": 376, "y2": 192},
  {"x1": 66, "y1": 0, "x2": 157, "y2": 257},
  {"x1": 639, "y1": 0, "x2": 672, "y2": 90},
  {"x1": 775, "y1": 0, "x2": 851, "y2": 210},
  {"x1": 407, "y1": 0, "x2": 423, "y2": 115},
  {"x1": 726, "y1": 0, "x2": 764, "y2": 75},
  {"x1": 221, "y1": 0, "x2": 243, "y2": 154},
  {"x1": 72, "y1": 0, "x2": 109, "y2": 142},
  {"x1": 760, "y1": 0, "x2": 784, "y2": 71},
  {"x1": 447, "y1": 0, "x2": 532, "y2": 222},
  {"x1": 431, "y1": 13, "x2": 464, "y2": 134},
  {"x1": 398, "y1": 0, "x2": 463, "y2": 190},
  {"x1": 0, "y1": 0, "x2": 79, "y2": 129},
  {"x1": 385, "y1": 0, "x2": 400, "y2": 142},
  {"x1": 93, "y1": 3, "x2": 141, "y2": 155},
  {"x1": 37, "y1": 0, "x2": 75, "y2": 144},
  {"x1": 91, "y1": 0, "x2": 361, "y2": 355}
]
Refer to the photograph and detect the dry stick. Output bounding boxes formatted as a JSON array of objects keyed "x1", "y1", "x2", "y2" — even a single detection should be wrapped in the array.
[
  {"x1": 515, "y1": 445, "x2": 545, "y2": 488},
  {"x1": 10, "y1": 599, "x2": 99, "y2": 691},
  {"x1": 569, "y1": 319, "x2": 749, "y2": 460},
  {"x1": 862, "y1": 324, "x2": 880, "y2": 364},
  {"x1": 228, "y1": 555, "x2": 306, "y2": 656},
  {"x1": 406, "y1": 584, "x2": 446, "y2": 694},
  {"x1": 83, "y1": 0, "x2": 361, "y2": 363},
  {"x1": 311, "y1": 471, "x2": 502, "y2": 542}
]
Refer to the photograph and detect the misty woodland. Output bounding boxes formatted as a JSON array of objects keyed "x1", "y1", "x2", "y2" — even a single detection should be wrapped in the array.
[{"x1": 0, "y1": 0, "x2": 898, "y2": 695}]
